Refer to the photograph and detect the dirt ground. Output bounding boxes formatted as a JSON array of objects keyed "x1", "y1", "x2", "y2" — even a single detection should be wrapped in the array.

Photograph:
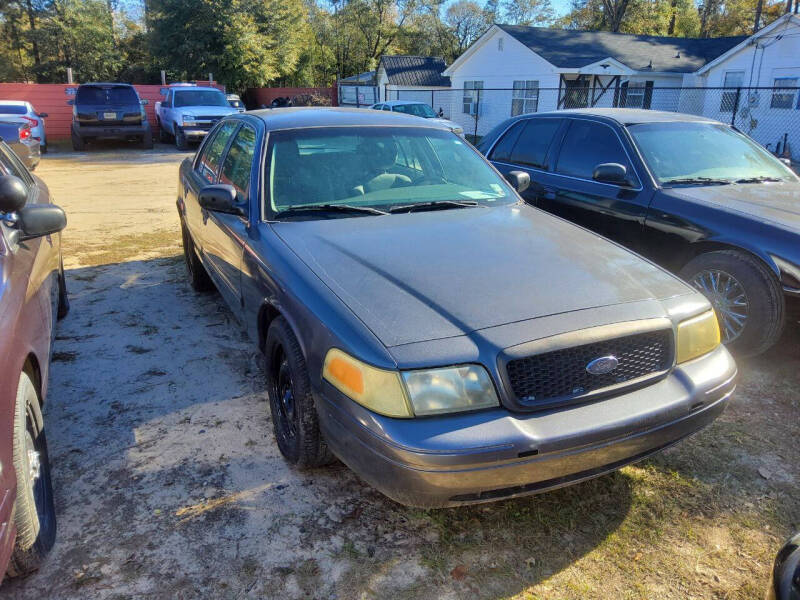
[{"x1": 3, "y1": 142, "x2": 799, "y2": 600}]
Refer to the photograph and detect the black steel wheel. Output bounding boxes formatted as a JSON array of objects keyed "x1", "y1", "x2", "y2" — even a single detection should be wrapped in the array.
[
  {"x1": 181, "y1": 222, "x2": 214, "y2": 292},
  {"x1": 264, "y1": 316, "x2": 333, "y2": 468},
  {"x1": 7, "y1": 372, "x2": 56, "y2": 577}
]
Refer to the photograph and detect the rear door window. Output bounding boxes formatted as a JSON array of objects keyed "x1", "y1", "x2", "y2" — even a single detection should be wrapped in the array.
[
  {"x1": 488, "y1": 120, "x2": 526, "y2": 162},
  {"x1": 219, "y1": 124, "x2": 257, "y2": 202},
  {"x1": 555, "y1": 119, "x2": 631, "y2": 181},
  {"x1": 195, "y1": 121, "x2": 239, "y2": 184},
  {"x1": 508, "y1": 118, "x2": 562, "y2": 169},
  {"x1": 0, "y1": 105, "x2": 27, "y2": 115}
]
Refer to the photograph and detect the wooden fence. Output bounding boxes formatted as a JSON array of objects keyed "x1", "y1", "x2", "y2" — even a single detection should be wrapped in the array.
[{"x1": 244, "y1": 86, "x2": 337, "y2": 108}]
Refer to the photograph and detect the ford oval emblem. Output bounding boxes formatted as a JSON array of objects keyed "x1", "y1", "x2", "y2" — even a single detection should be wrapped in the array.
[{"x1": 586, "y1": 355, "x2": 619, "y2": 375}]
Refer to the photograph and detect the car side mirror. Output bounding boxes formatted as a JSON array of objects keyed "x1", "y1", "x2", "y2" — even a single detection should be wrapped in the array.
[
  {"x1": 0, "y1": 175, "x2": 28, "y2": 213},
  {"x1": 66, "y1": 99, "x2": 74, "y2": 106},
  {"x1": 140, "y1": 99, "x2": 149, "y2": 105},
  {"x1": 199, "y1": 185, "x2": 245, "y2": 216},
  {"x1": 38, "y1": 112, "x2": 49, "y2": 119},
  {"x1": 504, "y1": 170, "x2": 530, "y2": 194},
  {"x1": 593, "y1": 163, "x2": 629, "y2": 186},
  {"x1": 17, "y1": 204, "x2": 67, "y2": 240}
]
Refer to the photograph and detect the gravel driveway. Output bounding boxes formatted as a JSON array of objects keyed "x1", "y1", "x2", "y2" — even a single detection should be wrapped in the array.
[{"x1": 3, "y1": 143, "x2": 799, "y2": 600}]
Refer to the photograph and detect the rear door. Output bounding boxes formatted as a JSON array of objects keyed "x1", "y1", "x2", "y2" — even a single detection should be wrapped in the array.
[
  {"x1": 544, "y1": 118, "x2": 651, "y2": 249},
  {"x1": 488, "y1": 117, "x2": 564, "y2": 208}
]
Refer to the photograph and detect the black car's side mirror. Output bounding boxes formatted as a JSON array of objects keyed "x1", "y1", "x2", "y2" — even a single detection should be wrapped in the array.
[
  {"x1": 505, "y1": 170, "x2": 530, "y2": 194},
  {"x1": 17, "y1": 204, "x2": 67, "y2": 240},
  {"x1": 199, "y1": 185, "x2": 245, "y2": 216},
  {"x1": 0, "y1": 175, "x2": 28, "y2": 213},
  {"x1": 593, "y1": 163, "x2": 630, "y2": 186},
  {"x1": 38, "y1": 112, "x2": 49, "y2": 119}
]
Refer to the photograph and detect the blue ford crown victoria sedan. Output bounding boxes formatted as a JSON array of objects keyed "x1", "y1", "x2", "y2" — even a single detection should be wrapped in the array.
[{"x1": 177, "y1": 108, "x2": 736, "y2": 507}]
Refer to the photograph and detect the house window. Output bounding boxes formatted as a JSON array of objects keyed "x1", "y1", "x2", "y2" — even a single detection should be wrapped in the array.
[
  {"x1": 771, "y1": 77, "x2": 798, "y2": 109},
  {"x1": 720, "y1": 71, "x2": 744, "y2": 112},
  {"x1": 623, "y1": 82, "x2": 646, "y2": 108},
  {"x1": 463, "y1": 81, "x2": 483, "y2": 115},
  {"x1": 511, "y1": 81, "x2": 539, "y2": 116}
]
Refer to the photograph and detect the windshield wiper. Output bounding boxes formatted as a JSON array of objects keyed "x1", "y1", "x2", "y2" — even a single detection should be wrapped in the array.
[
  {"x1": 663, "y1": 177, "x2": 732, "y2": 186},
  {"x1": 388, "y1": 200, "x2": 479, "y2": 214},
  {"x1": 275, "y1": 204, "x2": 388, "y2": 219},
  {"x1": 734, "y1": 176, "x2": 784, "y2": 184}
]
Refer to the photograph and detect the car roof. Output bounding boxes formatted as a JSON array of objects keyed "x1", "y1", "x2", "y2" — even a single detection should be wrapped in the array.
[
  {"x1": 248, "y1": 107, "x2": 448, "y2": 132},
  {"x1": 522, "y1": 108, "x2": 720, "y2": 126},
  {"x1": 381, "y1": 100, "x2": 428, "y2": 106},
  {"x1": 173, "y1": 86, "x2": 223, "y2": 92},
  {"x1": 80, "y1": 82, "x2": 135, "y2": 88}
]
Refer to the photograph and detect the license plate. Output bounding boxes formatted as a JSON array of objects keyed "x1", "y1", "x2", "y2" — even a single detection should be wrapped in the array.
[{"x1": 103, "y1": 112, "x2": 117, "y2": 120}]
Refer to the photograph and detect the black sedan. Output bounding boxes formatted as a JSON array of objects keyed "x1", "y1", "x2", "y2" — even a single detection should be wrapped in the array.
[
  {"x1": 177, "y1": 107, "x2": 735, "y2": 508},
  {"x1": 478, "y1": 109, "x2": 800, "y2": 356}
]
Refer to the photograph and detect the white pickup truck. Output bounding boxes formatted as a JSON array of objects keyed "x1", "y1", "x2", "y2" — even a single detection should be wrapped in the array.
[{"x1": 155, "y1": 86, "x2": 238, "y2": 150}]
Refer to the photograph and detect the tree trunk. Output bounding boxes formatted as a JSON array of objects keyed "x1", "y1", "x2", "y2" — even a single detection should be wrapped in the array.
[
  {"x1": 754, "y1": 0, "x2": 763, "y2": 32},
  {"x1": 667, "y1": 0, "x2": 677, "y2": 35},
  {"x1": 23, "y1": 0, "x2": 41, "y2": 74},
  {"x1": 785, "y1": 0, "x2": 792, "y2": 13}
]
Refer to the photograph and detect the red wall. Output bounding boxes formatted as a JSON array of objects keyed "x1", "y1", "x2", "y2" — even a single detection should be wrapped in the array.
[
  {"x1": 246, "y1": 86, "x2": 337, "y2": 108},
  {"x1": 0, "y1": 82, "x2": 223, "y2": 140}
]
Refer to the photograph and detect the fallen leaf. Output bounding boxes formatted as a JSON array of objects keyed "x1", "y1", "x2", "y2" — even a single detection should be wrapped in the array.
[{"x1": 450, "y1": 564, "x2": 468, "y2": 580}]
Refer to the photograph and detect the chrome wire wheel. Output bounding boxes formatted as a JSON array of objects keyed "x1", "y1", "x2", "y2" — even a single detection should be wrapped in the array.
[{"x1": 690, "y1": 269, "x2": 749, "y2": 343}]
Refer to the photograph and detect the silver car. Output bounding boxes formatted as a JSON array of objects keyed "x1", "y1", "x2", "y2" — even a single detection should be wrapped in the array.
[
  {"x1": 371, "y1": 100, "x2": 464, "y2": 136},
  {"x1": 0, "y1": 101, "x2": 47, "y2": 153}
]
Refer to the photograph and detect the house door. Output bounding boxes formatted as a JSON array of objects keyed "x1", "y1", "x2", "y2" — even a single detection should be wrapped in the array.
[{"x1": 560, "y1": 76, "x2": 591, "y2": 109}]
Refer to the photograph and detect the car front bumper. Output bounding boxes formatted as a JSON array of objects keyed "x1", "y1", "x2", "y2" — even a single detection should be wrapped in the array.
[
  {"x1": 317, "y1": 344, "x2": 737, "y2": 508},
  {"x1": 180, "y1": 125, "x2": 215, "y2": 139}
]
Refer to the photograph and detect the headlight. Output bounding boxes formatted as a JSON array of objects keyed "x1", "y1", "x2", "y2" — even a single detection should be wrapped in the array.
[
  {"x1": 402, "y1": 365, "x2": 499, "y2": 416},
  {"x1": 676, "y1": 310, "x2": 720, "y2": 363},
  {"x1": 322, "y1": 349, "x2": 412, "y2": 417},
  {"x1": 322, "y1": 349, "x2": 499, "y2": 417}
]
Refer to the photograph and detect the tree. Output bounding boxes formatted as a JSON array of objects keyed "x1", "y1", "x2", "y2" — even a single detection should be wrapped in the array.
[
  {"x1": 502, "y1": 0, "x2": 554, "y2": 24},
  {"x1": 445, "y1": 1, "x2": 489, "y2": 53}
]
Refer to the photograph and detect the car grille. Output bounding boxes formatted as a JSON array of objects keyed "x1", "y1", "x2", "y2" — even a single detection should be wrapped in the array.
[
  {"x1": 195, "y1": 116, "x2": 222, "y2": 122},
  {"x1": 505, "y1": 329, "x2": 673, "y2": 408}
]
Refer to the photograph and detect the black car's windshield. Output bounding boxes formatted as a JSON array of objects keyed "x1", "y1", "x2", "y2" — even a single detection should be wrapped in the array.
[
  {"x1": 174, "y1": 90, "x2": 229, "y2": 107},
  {"x1": 392, "y1": 104, "x2": 436, "y2": 118},
  {"x1": 76, "y1": 86, "x2": 138, "y2": 105},
  {"x1": 268, "y1": 127, "x2": 515, "y2": 217},
  {"x1": 628, "y1": 122, "x2": 797, "y2": 186}
]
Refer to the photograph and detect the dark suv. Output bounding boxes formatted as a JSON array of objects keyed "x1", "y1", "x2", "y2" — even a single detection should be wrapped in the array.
[
  {"x1": 478, "y1": 109, "x2": 800, "y2": 356},
  {"x1": 69, "y1": 83, "x2": 153, "y2": 150}
]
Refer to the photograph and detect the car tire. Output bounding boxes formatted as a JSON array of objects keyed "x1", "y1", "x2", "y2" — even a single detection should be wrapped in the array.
[
  {"x1": 57, "y1": 259, "x2": 69, "y2": 320},
  {"x1": 157, "y1": 120, "x2": 169, "y2": 143},
  {"x1": 70, "y1": 131, "x2": 84, "y2": 152},
  {"x1": 175, "y1": 126, "x2": 189, "y2": 151},
  {"x1": 680, "y1": 250, "x2": 784, "y2": 356},
  {"x1": 265, "y1": 317, "x2": 334, "y2": 468},
  {"x1": 181, "y1": 222, "x2": 214, "y2": 292},
  {"x1": 140, "y1": 130, "x2": 154, "y2": 150},
  {"x1": 6, "y1": 372, "x2": 57, "y2": 577}
]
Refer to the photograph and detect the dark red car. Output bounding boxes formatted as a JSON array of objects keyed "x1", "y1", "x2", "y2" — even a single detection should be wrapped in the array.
[{"x1": 0, "y1": 140, "x2": 67, "y2": 580}]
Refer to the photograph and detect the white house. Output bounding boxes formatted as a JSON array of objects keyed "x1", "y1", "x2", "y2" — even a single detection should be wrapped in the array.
[{"x1": 439, "y1": 14, "x2": 800, "y2": 155}]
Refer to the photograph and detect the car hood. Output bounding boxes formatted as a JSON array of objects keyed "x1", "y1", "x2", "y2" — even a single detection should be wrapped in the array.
[
  {"x1": 272, "y1": 204, "x2": 690, "y2": 348},
  {"x1": 429, "y1": 117, "x2": 461, "y2": 131},
  {"x1": 663, "y1": 181, "x2": 800, "y2": 233}
]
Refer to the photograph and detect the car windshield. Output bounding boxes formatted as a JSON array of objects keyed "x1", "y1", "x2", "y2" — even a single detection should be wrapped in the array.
[
  {"x1": 268, "y1": 127, "x2": 515, "y2": 216},
  {"x1": 628, "y1": 122, "x2": 797, "y2": 185},
  {"x1": 76, "y1": 86, "x2": 138, "y2": 105},
  {"x1": 0, "y1": 104, "x2": 27, "y2": 115},
  {"x1": 174, "y1": 90, "x2": 229, "y2": 107},
  {"x1": 392, "y1": 103, "x2": 436, "y2": 118}
]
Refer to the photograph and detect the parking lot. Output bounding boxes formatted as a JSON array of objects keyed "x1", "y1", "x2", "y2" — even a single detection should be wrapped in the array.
[{"x1": 3, "y1": 143, "x2": 799, "y2": 600}]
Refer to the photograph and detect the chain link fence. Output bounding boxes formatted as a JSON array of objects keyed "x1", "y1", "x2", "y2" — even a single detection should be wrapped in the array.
[{"x1": 385, "y1": 86, "x2": 800, "y2": 162}]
